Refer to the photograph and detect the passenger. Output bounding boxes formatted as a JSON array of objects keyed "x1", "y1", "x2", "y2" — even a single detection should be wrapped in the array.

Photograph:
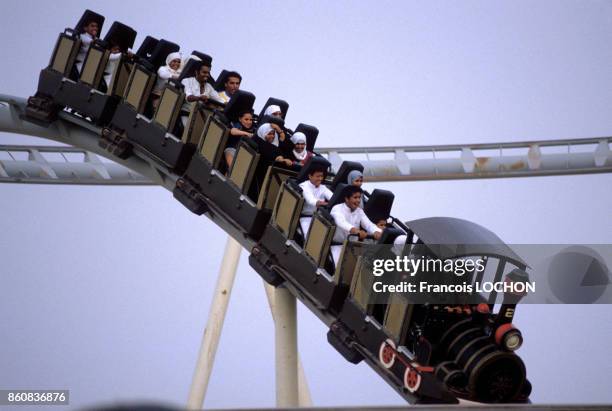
[
  {"x1": 152, "y1": 52, "x2": 182, "y2": 108},
  {"x1": 75, "y1": 18, "x2": 100, "y2": 74},
  {"x1": 376, "y1": 219, "x2": 389, "y2": 230},
  {"x1": 225, "y1": 110, "x2": 255, "y2": 167},
  {"x1": 182, "y1": 60, "x2": 225, "y2": 106},
  {"x1": 298, "y1": 165, "x2": 333, "y2": 237},
  {"x1": 330, "y1": 186, "x2": 382, "y2": 264},
  {"x1": 218, "y1": 71, "x2": 242, "y2": 103},
  {"x1": 264, "y1": 104, "x2": 283, "y2": 118},
  {"x1": 347, "y1": 170, "x2": 365, "y2": 207},
  {"x1": 103, "y1": 42, "x2": 122, "y2": 91},
  {"x1": 253, "y1": 123, "x2": 293, "y2": 168},
  {"x1": 288, "y1": 132, "x2": 313, "y2": 167}
]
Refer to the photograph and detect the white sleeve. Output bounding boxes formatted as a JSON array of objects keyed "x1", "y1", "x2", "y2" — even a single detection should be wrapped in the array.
[
  {"x1": 331, "y1": 205, "x2": 355, "y2": 234},
  {"x1": 300, "y1": 183, "x2": 318, "y2": 208},
  {"x1": 358, "y1": 209, "x2": 382, "y2": 235},
  {"x1": 323, "y1": 186, "x2": 333, "y2": 201},
  {"x1": 205, "y1": 84, "x2": 225, "y2": 104},
  {"x1": 108, "y1": 52, "x2": 121, "y2": 62},
  {"x1": 182, "y1": 78, "x2": 196, "y2": 98},
  {"x1": 157, "y1": 66, "x2": 172, "y2": 81}
]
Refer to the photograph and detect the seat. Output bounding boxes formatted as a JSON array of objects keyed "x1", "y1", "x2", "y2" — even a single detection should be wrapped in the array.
[
  {"x1": 102, "y1": 21, "x2": 137, "y2": 53},
  {"x1": 258, "y1": 97, "x2": 289, "y2": 120},
  {"x1": 228, "y1": 139, "x2": 260, "y2": 194},
  {"x1": 330, "y1": 161, "x2": 364, "y2": 191},
  {"x1": 214, "y1": 69, "x2": 230, "y2": 91},
  {"x1": 326, "y1": 183, "x2": 348, "y2": 211},
  {"x1": 304, "y1": 209, "x2": 336, "y2": 269},
  {"x1": 363, "y1": 188, "x2": 394, "y2": 223},
  {"x1": 178, "y1": 51, "x2": 212, "y2": 82},
  {"x1": 75, "y1": 9, "x2": 105, "y2": 34},
  {"x1": 296, "y1": 156, "x2": 331, "y2": 184},
  {"x1": 135, "y1": 36, "x2": 158, "y2": 60},
  {"x1": 224, "y1": 90, "x2": 256, "y2": 124},
  {"x1": 294, "y1": 123, "x2": 319, "y2": 152},
  {"x1": 148, "y1": 39, "x2": 180, "y2": 70}
]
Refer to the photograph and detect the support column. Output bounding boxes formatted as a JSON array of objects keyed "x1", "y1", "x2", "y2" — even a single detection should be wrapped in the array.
[
  {"x1": 187, "y1": 237, "x2": 242, "y2": 410},
  {"x1": 274, "y1": 287, "x2": 299, "y2": 408},
  {"x1": 263, "y1": 283, "x2": 312, "y2": 406}
]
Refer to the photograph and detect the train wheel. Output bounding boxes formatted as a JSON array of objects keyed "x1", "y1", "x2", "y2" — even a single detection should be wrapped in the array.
[
  {"x1": 404, "y1": 367, "x2": 421, "y2": 393},
  {"x1": 378, "y1": 339, "x2": 396, "y2": 369}
]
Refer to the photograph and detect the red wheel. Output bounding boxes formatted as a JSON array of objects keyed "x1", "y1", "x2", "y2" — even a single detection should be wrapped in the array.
[
  {"x1": 404, "y1": 367, "x2": 421, "y2": 393},
  {"x1": 378, "y1": 339, "x2": 396, "y2": 369}
]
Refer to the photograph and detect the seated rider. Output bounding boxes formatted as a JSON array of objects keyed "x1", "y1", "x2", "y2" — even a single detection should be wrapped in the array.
[
  {"x1": 225, "y1": 109, "x2": 254, "y2": 167},
  {"x1": 330, "y1": 185, "x2": 382, "y2": 264},
  {"x1": 299, "y1": 164, "x2": 333, "y2": 237}
]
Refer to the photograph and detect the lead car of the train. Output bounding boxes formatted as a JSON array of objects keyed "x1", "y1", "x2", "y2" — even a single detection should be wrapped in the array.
[{"x1": 23, "y1": 9, "x2": 532, "y2": 405}]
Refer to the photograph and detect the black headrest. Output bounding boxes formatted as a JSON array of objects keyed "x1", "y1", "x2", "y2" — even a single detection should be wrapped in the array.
[
  {"x1": 258, "y1": 114, "x2": 284, "y2": 128},
  {"x1": 363, "y1": 189, "x2": 395, "y2": 223},
  {"x1": 75, "y1": 10, "x2": 105, "y2": 34},
  {"x1": 294, "y1": 123, "x2": 319, "y2": 152},
  {"x1": 330, "y1": 161, "x2": 364, "y2": 191},
  {"x1": 258, "y1": 97, "x2": 289, "y2": 120},
  {"x1": 103, "y1": 22, "x2": 136, "y2": 53},
  {"x1": 178, "y1": 57, "x2": 200, "y2": 82},
  {"x1": 224, "y1": 90, "x2": 256, "y2": 123},
  {"x1": 135, "y1": 36, "x2": 158, "y2": 60},
  {"x1": 296, "y1": 156, "x2": 331, "y2": 183},
  {"x1": 214, "y1": 69, "x2": 230, "y2": 91},
  {"x1": 148, "y1": 39, "x2": 180, "y2": 70},
  {"x1": 190, "y1": 50, "x2": 211, "y2": 63},
  {"x1": 378, "y1": 227, "x2": 404, "y2": 245},
  {"x1": 326, "y1": 183, "x2": 348, "y2": 211}
]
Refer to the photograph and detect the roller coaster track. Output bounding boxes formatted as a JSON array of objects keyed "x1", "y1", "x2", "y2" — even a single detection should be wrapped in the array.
[{"x1": 2, "y1": 94, "x2": 611, "y2": 185}]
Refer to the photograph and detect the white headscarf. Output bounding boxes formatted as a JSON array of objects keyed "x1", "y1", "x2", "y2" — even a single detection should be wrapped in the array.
[
  {"x1": 257, "y1": 123, "x2": 279, "y2": 146},
  {"x1": 290, "y1": 132, "x2": 308, "y2": 161},
  {"x1": 164, "y1": 52, "x2": 183, "y2": 76},
  {"x1": 264, "y1": 105, "x2": 282, "y2": 117}
]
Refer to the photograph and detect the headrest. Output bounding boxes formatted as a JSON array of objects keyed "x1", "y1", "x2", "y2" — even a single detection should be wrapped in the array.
[
  {"x1": 135, "y1": 36, "x2": 158, "y2": 60},
  {"x1": 75, "y1": 9, "x2": 105, "y2": 34},
  {"x1": 363, "y1": 189, "x2": 395, "y2": 222},
  {"x1": 102, "y1": 21, "x2": 136, "y2": 53},
  {"x1": 148, "y1": 39, "x2": 180, "y2": 70},
  {"x1": 258, "y1": 114, "x2": 284, "y2": 128},
  {"x1": 178, "y1": 57, "x2": 200, "y2": 82},
  {"x1": 258, "y1": 97, "x2": 289, "y2": 120},
  {"x1": 326, "y1": 183, "x2": 348, "y2": 211},
  {"x1": 330, "y1": 161, "x2": 364, "y2": 191},
  {"x1": 294, "y1": 123, "x2": 319, "y2": 152},
  {"x1": 296, "y1": 156, "x2": 331, "y2": 183},
  {"x1": 214, "y1": 69, "x2": 230, "y2": 91},
  {"x1": 224, "y1": 90, "x2": 256, "y2": 123}
]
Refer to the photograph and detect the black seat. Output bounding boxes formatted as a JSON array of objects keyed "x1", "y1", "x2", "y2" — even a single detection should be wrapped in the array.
[
  {"x1": 378, "y1": 227, "x2": 404, "y2": 245},
  {"x1": 294, "y1": 123, "x2": 319, "y2": 152},
  {"x1": 258, "y1": 97, "x2": 289, "y2": 120},
  {"x1": 224, "y1": 90, "x2": 256, "y2": 124},
  {"x1": 330, "y1": 161, "x2": 364, "y2": 191},
  {"x1": 75, "y1": 9, "x2": 105, "y2": 34},
  {"x1": 148, "y1": 39, "x2": 180, "y2": 70},
  {"x1": 214, "y1": 69, "x2": 230, "y2": 91},
  {"x1": 363, "y1": 188, "x2": 394, "y2": 223},
  {"x1": 296, "y1": 156, "x2": 331, "y2": 183},
  {"x1": 102, "y1": 22, "x2": 136, "y2": 52},
  {"x1": 135, "y1": 36, "x2": 158, "y2": 60},
  {"x1": 326, "y1": 183, "x2": 348, "y2": 211}
]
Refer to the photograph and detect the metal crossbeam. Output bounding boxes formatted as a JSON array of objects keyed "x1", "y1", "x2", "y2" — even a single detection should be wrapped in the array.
[{"x1": 2, "y1": 94, "x2": 611, "y2": 185}]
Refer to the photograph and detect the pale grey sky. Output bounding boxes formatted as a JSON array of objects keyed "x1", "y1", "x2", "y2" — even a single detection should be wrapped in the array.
[{"x1": 1, "y1": 1, "x2": 612, "y2": 409}]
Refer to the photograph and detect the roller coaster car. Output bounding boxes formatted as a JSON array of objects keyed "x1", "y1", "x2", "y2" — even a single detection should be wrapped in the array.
[
  {"x1": 331, "y1": 217, "x2": 532, "y2": 404},
  {"x1": 25, "y1": 13, "x2": 137, "y2": 127},
  {"x1": 173, "y1": 106, "x2": 278, "y2": 239}
]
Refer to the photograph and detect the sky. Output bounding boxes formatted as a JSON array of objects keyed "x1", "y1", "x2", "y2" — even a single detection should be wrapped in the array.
[{"x1": 1, "y1": 0, "x2": 612, "y2": 409}]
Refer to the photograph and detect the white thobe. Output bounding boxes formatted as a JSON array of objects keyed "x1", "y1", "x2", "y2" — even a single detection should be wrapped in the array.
[
  {"x1": 298, "y1": 180, "x2": 333, "y2": 238},
  {"x1": 329, "y1": 202, "x2": 381, "y2": 264}
]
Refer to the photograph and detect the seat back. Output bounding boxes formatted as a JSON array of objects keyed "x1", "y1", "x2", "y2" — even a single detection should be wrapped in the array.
[
  {"x1": 49, "y1": 31, "x2": 81, "y2": 77},
  {"x1": 272, "y1": 180, "x2": 304, "y2": 239},
  {"x1": 74, "y1": 9, "x2": 105, "y2": 35},
  {"x1": 330, "y1": 161, "x2": 364, "y2": 191},
  {"x1": 363, "y1": 188, "x2": 395, "y2": 223},
  {"x1": 304, "y1": 209, "x2": 336, "y2": 268},
  {"x1": 79, "y1": 39, "x2": 109, "y2": 88},
  {"x1": 106, "y1": 57, "x2": 133, "y2": 97},
  {"x1": 135, "y1": 36, "x2": 158, "y2": 60},
  {"x1": 197, "y1": 114, "x2": 229, "y2": 169},
  {"x1": 258, "y1": 97, "x2": 289, "y2": 120},
  {"x1": 326, "y1": 183, "x2": 348, "y2": 211},
  {"x1": 148, "y1": 39, "x2": 180, "y2": 70},
  {"x1": 153, "y1": 81, "x2": 185, "y2": 131},
  {"x1": 383, "y1": 293, "x2": 413, "y2": 345},
  {"x1": 102, "y1": 21, "x2": 137, "y2": 53},
  {"x1": 296, "y1": 156, "x2": 331, "y2": 183},
  {"x1": 294, "y1": 123, "x2": 319, "y2": 152},
  {"x1": 123, "y1": 64, "x2": 155, "y2": 113},
  {"x1": 229, "y1": 140, "x2": 260, "y2": 194},
  {"x1": 224, "y1": 90, "x2": 256, "y2": 124},
  {"x1": 256, "y1": 166, "x2": 297, "y2": 210},
  {"x1": 181, "y1": 103, "x2": 212, "y2": 145}
]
